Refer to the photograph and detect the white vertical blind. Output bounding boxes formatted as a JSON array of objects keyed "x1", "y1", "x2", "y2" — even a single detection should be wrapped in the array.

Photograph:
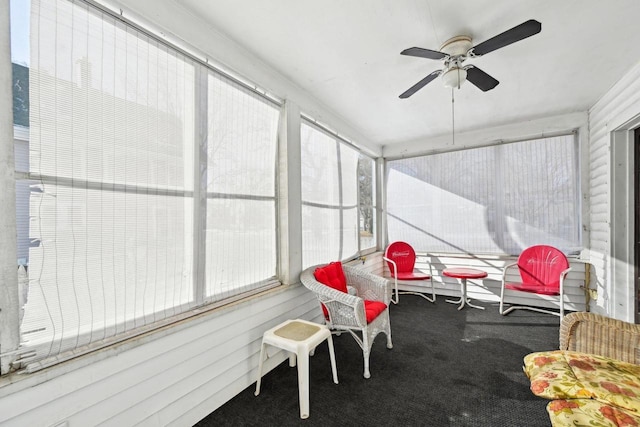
[
  {"x1": 20, "y1": 0, "x2": 280, "y2": 370},
  {"x1": 358, "y1": 155, "x2": 376, "y2": 251},
  {"x1": 340, "y1": 145, "x2": 359, "y2": 258},
  {"x1": 205, "y1": 72, "x2": 279, "y2": 299},
  {"x1": 24, "y1": 0, "x2": 196, "y2": 365},
  {"x1": 386, "y1": 135, "x2": 580, "y2": 255},
  {"x1": 501, "y1": 135, "x2": 580, "y2": 250},
  {"x1": 300, "y1": 120, "x2": 359, "y2": 267}
]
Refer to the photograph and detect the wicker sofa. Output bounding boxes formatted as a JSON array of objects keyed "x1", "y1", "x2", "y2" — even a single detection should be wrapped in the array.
[
  {"x1": 559, "y1": 311, "x2": 640, "y2": 363},
  {"x1": 524, "y1": 312, "x2": 640, "y2": 426}
]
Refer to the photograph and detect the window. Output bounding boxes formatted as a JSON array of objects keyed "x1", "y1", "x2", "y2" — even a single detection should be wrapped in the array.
[
  {"x1": 10, "y1": 0, "x2": 280, "y2": 372},
  {"x1": 300, "y1": 120, "x2": 361, "y2": 267},
  {"x1": 358, "y1": 155, "x2": 376, "y2": 252},
  {"x1": 205, "y1": 73, "x2": 279, "y2": 299},
  {"x1": 386, "y1": 134, "x2": 581, "y2": 255}
]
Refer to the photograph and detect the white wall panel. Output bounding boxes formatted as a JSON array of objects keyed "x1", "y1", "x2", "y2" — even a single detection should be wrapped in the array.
[
  {"x1": 0, "y1": 285, "x2": 320, "y2": 426},
  {"x1": 588, "y1": 61, "x2": 640, "y2": 320}
]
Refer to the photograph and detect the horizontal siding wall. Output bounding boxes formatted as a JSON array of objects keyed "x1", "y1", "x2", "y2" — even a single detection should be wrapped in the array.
[
  {"x1": 0, "y1": 284, "x2": 321, "y2": 426},
  {"x1": 587, "y1": 61, "x2": 640, "y2": 319},
  {"x1": 348, "y1": 252, "x2": 588, "y2": 312}
]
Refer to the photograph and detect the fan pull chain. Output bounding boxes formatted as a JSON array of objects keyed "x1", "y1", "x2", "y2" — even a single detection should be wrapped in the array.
[{"x1": 451, "y1": 87, "x2": 455, "y2": 145}]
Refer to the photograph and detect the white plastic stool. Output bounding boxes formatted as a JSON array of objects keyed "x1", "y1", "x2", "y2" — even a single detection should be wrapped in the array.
[{"x1": 254, "y1": 319, "x2": 338, "y2": 419}]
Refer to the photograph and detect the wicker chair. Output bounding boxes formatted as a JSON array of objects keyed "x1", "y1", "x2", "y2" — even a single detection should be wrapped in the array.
[
  {"x1": 560, "y1": 311, "x2": 640, "y2": 364},
  {"x1": 300, "y1": 264, "x2": 393, "y2": 379}
]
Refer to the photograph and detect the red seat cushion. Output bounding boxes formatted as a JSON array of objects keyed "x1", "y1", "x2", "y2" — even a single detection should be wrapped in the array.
[
  {"x1": 314, "y1": 262, "x2": 348, "y2": 294},
  {"x1": 364, "y1": 300, "x2": 387, "y2": 323},
  {"x1": 505, "y1": 282, "x2": 560, "y2": 296}
]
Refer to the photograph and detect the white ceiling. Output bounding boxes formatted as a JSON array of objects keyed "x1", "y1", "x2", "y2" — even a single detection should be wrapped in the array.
[{"x1": 176, "y1": 0, "x2": 640, "y2": 148}]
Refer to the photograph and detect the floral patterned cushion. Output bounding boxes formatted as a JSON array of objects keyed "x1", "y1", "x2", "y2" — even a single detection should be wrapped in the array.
[
  {"x1": 524, "y1": 350, "x2": 594, "y2": 400},
  {"x1": 547, "y1": 399, "x2": 640, "y2": 427},
  {"x1": 525, "y1": 350, "x2": 640, "y2": 414}
]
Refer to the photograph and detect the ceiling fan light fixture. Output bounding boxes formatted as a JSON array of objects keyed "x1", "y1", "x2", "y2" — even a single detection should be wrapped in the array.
[{"x1": 441, "y1": 67, "x2": 467, "y2": 88}]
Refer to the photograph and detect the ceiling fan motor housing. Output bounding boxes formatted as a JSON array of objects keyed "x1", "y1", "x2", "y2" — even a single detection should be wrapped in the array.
[
  {"x1": 439, "y1": 36, "x2": 472, "y2": 88},
  {"x1": 440, "y1": 35, "x2": 473, "y2": 57}
]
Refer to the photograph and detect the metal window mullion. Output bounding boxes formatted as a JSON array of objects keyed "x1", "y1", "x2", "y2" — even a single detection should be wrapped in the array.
[
  {"x1": 494, "y1": 145, "x2": 506, "y2": 250},
  {"x1": 336, "y1": 140, "x2": 344, "y2": 260},
  {"x1": 572, "y1": 132, "x2": 582, "y2": 244},
  {"x1": 377, "y1": 158, "x2": 385, "y2": 250},
  {"x1": 193, "y1": 65, "x2": 208, "y2": 304},
  {"x1": 356, "y1": 156, "x2": 361, "y2": 255}
]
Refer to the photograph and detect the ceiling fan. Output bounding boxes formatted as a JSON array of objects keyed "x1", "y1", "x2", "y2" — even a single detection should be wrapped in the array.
[{"x1": 399, "y1": 19, "x2": 541, "y2": 99}]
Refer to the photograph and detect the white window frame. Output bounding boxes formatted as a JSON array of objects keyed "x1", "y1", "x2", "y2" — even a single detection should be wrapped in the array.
[{"x1": 2, "y1": 0, "x2": 282, "y2": 375}]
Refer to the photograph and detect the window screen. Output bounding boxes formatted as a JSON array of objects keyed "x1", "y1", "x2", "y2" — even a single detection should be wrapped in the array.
[
  {"x1": 301, "y1": 120, "x2": 360, "y2": 267},
  {"x1": 386, "y1": 135, "x2": 581, "y2": 255},
  {"x1": 17, "y1": 0, "x2": 280, "y2": 371}
]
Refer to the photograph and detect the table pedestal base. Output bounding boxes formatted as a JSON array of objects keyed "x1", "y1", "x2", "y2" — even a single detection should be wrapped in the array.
[{"x1": 445, "y1": 278, "x2": 485, "y2": 310}]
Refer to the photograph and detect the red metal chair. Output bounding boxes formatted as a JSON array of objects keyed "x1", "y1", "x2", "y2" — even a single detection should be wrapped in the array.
[
  {"x1": 383, "y1": 241, "x2": 435, "y2": 304},
  {"x1": 499, "y1": 245, "x2": 571, "y2": 317}
]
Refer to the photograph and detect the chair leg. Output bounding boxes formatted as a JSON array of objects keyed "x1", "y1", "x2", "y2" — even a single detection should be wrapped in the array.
[
  {"x1": 289, "y1": 352, "x2": 296, "y2": 367},
  {"x1": 254, "y1": 342, "x2": 267, "y2": 396},
  {"x1": 296, "y1": 350, "x2": 310, "y2": 419},
  {"x1": 391, "y1": 277, "x2": 399, "y2": 304},
  {"x1": 362, "y1": 333, "x2": 371, "y2": 379},
  {"x1": 327, "y1": 334, "x2": 339, "y2": 384},
  {"x1": 430, "y1": 276, "x2": 436, "y2": 302},
  {"x1": 385, "y1": 316, "x2": 393, "y2": 349}
]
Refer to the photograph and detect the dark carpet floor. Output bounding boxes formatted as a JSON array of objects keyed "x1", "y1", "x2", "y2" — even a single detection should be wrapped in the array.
[{"x1": 196, "y1": 295, "x2": 559, "y2": 426}]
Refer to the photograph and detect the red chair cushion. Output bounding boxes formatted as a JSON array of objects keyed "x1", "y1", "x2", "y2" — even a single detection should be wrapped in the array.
[
  {"x1": 314, "y1": 262, "x2": 348, "y2": 294},
  {"x1": 364, "y1": 300, "x2": 387, "y2": 323}
]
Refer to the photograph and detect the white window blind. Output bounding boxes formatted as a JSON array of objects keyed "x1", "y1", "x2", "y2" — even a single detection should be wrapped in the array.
[
  {"x1": 301, "y1": 121, "x2": 359, "y2": 267},
  {"x1": 386, "y1": 135, "x2": 581, "y2": 255},
  {"x1": 205, "y1": 73, "x2": 279, "y2": 299},
  {"x1": 358, "y1": 155, "x2": 376, "y2": 251},
  {"x1": 17, "y1": 0, "x2": 280, "y2": 371}
]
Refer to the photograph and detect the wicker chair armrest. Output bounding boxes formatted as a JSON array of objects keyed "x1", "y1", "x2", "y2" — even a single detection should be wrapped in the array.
[
  {"x1": 343, "y1": 265, "x2": 391, "y2": 305},
  {"x1": 300, "y1": 265, "x2": 367, "y2": 328},
  {"x1": 560, "y1": 312, "x2": 640, "y2": 364}
]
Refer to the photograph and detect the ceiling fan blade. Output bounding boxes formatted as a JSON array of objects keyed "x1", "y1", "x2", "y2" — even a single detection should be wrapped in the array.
[
  {"x1": 401, "y1": 47, "x2": 448, "y2": 60},
  {"x1": 399, "y1": 70, "x2": 442, "y2": 99},
  {"x1": 471, "y1": 19, "x2": 541, "y2": 56},
  {"x1": 465, "y1": 66, "x2": 499, "y2": 91}
]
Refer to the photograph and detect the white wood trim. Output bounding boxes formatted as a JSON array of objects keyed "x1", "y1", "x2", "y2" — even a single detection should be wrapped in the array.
[
  {"x1": 382, "y1": 111, "x2": 587, "y2": 158},
  {"x1": 0, "y1": 0, "x2": 19, "y2": 375},
  {"x1": 278, "y1": 101, "x2": 303, "y2": 285}
]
